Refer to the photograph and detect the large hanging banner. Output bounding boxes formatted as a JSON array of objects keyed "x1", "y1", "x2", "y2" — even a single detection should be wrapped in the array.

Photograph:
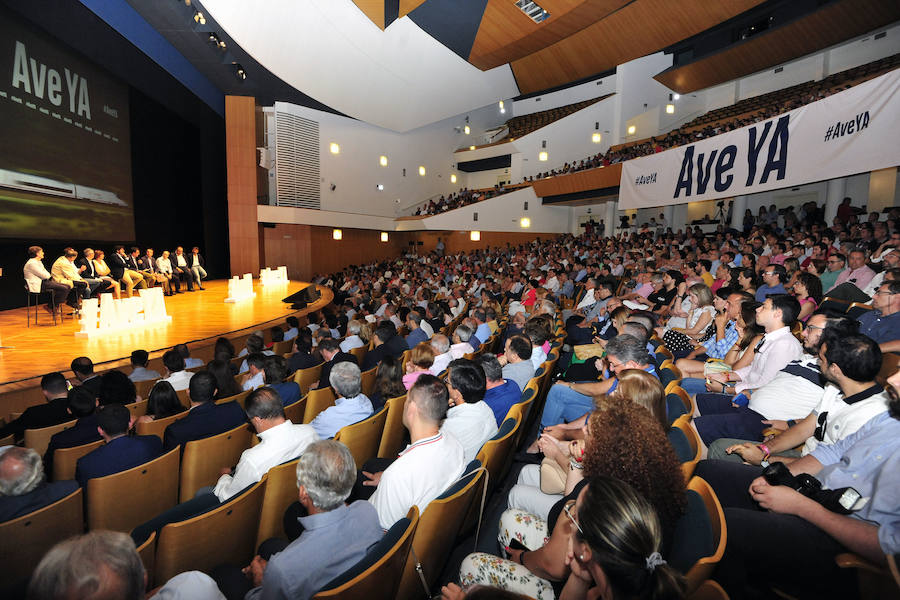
[{"x1": 619, "y1": 68, "x2": 900, "y2": 209}]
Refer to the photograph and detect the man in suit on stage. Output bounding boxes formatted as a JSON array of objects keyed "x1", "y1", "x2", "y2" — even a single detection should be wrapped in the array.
[
  {"x1": 75, "y1": 248, "x2": 111, "y2": 298},
  {"x1": 0, "y1": 372, "x2": 73, "y2": 442},
  {"x1": 171, "y1": 246, "x2": 195, "y2": 292},
  {"x1": 107, "y1": 245, "x2": 144, "y2": 298},
  {"x1": 139, "y1": 248, "x2": 172, "y2": 296},
  {"x1": 189, "y1": 246, "x2": 207, "y2": 290},
  {"x1": 163, "y1": 372, "x2": 246, "y2": 451},
  {"x1": 75, "y1": 404, "x2": 163, "y2": 488}
]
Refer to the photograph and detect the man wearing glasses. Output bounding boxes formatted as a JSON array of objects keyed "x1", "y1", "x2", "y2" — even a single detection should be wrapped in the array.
[
  {"x1": 755, "y1": 264, "x2": 788, "y2": 303},
  {"x1": 820, "y1": 252, "x2": 846, "y2": 292},
  {"x1": 858, "y1": 280, "x2": 900, "y2": 354}
]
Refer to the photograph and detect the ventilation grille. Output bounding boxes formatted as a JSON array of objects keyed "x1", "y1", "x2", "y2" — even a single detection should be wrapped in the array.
[{"x1": 274, "y1": 112, "x2": 320, "y2": 209}]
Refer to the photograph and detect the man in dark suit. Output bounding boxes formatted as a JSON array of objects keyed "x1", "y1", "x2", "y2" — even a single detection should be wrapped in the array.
[
  {"x1": 264, "y1": 355, "x2": 301, "y2": 407},
  {"x1": 0, "y1": 372, "x2": 73, "y2": 442},
  {"x1": 287, "y1": 330, "x2": 322, "y2": 374},
  {"x1": 137, "y1": 248, "x2": 172, "y2": 296},
  {"x1": 74, "y1": 404, "x2": 163, "y2": 488},
  {"x1": 43, "y1": 387, "x2": 101, "y2": 476},
  {"x1": 0, "y1": 447, "x2": 79, "y2": 523},
  {"x1": 163, "y1": 372, "x2": 246, "y2": 451},
  {"x1": 74, "y1": 248, "x2": 109, "y2": 298},
  {"x1": 361, "y1": 322, "x2": 407, "y2": 371},
  {"x1": 314, "y1": 338, "x2": 357, "y2": 390},
  {"x1": 107, "y1": 245, "x2": 144, "y2": 297},
  {"x1": 70, "y1": 356, "x2": 102, "y2": 398}
]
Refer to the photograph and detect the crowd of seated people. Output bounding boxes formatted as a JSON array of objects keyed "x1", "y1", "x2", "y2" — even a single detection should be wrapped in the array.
[
  {"x1": 3, "y1": 191, "x2": 899, "y2": 598},
  {"x1": 413, "y1": 184, "x2": 524, "y2": 217},
  {"x1": 23, "y1": 243, "x2": 209, "y2": 315}
]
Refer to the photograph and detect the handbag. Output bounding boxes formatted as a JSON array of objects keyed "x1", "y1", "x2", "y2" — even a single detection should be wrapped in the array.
[
  {"x1": 540, "y1": 457, "x2": 567, "y2": 495},
  {"x1": 704, "y1": 358, "x2": 733, "y2": 376}
]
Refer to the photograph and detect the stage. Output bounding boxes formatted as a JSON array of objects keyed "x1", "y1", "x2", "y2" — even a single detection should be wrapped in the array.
[{"x1": 0, "y1": 278, "x2": 332, "y2": 396}]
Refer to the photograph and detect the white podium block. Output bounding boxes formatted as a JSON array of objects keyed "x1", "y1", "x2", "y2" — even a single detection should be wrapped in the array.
[
  {"x1": 260, "y1": 266, "x2": 289, "y2": 286},
  {"x1": 225, "y1": 273, "x2": 256, "y2": 303},
  {"x1": 75, "y1": 288, "x2": 171, "y2": 338}
]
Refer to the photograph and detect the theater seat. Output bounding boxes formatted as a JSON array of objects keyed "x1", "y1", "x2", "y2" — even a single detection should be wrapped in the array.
[
  {"x1": 377, "y1": 394, "x2": 407, "y2": 459},
  {"x1": 669, "y1": 476, "x2": 726, "y2": 595},
  {"x1": 334, "y1": 407, "x2": 388, "y2": 469}
]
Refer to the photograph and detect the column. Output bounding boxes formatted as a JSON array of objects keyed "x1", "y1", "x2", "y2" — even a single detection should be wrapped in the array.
[
  {"x1": 672, "y1": 204, "x2": 688, "y2": 233},
  {"x1": 663, "y1": 205, "x2": 674, "y2": 232},
  {"x1": 868, "y1": 168, "x2": 897, "y2": 215},
  {"x1": 605, "y1": 199, "x2": 617, "y2": 235},
  {"x1": 824, "y1": 177, "x2": 846, "y2": 226},
  {"x1": 730, "y1": 196, "x2": 747, "y2": 230},
  {"x1": 226, "y1": 95, "x2": 260, "y2": 277}
]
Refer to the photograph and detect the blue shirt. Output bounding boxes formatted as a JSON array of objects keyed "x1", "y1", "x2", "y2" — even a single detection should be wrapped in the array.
[
  {"x1": 756, "y1": 284, "x2": 787, "y2": 303},
  {"x1": 608, "y1": 364, "x2": 658, "y2": 394},
  {"x1": 702, "y1": 320, "x2": 739, "y2": 359},
  {"x1": 811, "y1": 412, "x2": 900, "y2": 554},
  {"x1": 475, "y1": 323, "x2": 492, "y2": 345},
  {"x1": 484, "y1": 380, "x2": 522, "y2": 427},
  {"x1": 310, "y1": 394, "x2": 373, "y2": 439},
  {"x1": 857, "y1": 310, "x2": 900, "y2": 344},
  {"x1": 247, "y1": 501, "x2": 383, "y2": 600},
  {"x1": 405, "y1": 327, "x2": 428, "y2": 349}
]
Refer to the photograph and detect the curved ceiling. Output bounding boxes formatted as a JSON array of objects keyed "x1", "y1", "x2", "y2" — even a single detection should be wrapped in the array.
[{"x1": 203, "y1": 0, "x2": 519, "y2": 132}]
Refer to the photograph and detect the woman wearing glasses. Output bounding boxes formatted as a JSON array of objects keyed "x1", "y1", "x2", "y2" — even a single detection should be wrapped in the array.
[{"x1": 457, "y1": 400, "x2": 685, "y2": 599}]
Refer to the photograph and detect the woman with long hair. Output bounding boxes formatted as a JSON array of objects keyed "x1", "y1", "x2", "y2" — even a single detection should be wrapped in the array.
[
  {"x1": 660, "y1": 284, "x2": 716, "y2": 359},
  {"x1": 735, "y1": 267, "x2": 757, "y2": 296},
  {"x1": 369, "y1": 354, "x2": 406, "y2": 412},
  {"x1": 792, "y1": 272, "x2": 823, "y2": 322},
  {"x1": 136, "y1": 380, "x2": 185, "y2": 424},
  {"x1": 91, "y1": 249, "x2": 121, "y2": 299},
  {"x1": 460, "y1": 400, "x2": 685, "y2": 599},
  {"x1": 207, "y1": 358, "x2": 242, "y2": 399}
]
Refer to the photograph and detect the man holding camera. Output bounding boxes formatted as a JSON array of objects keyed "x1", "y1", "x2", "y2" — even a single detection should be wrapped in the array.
[{"x1": 694, "y1": 333, "x2": 896, "y2": 599}]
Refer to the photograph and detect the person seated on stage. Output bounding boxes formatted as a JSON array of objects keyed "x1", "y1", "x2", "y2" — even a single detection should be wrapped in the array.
[
  {"x1": 128, "y1": 349, "x2": 160, "y2": 383},
  {"x1": 75, "y1": 404, "x2": 163, "y2": 488},
  {"x1": 163, "y1": 372, "x2": 247, "y2": 451},
  {"x1": 287, "y1": 330, "x2": 321, "y2": 374},
  {"x1": 176, "y1": 343, "x2": 204, "y2": 369},
  {"x1": 43, "y1": 387, "x2": 101, "y2": 477},
  {"x1": 138, "y1": 247, "x2": 172, "y2": 296},
  {"x1": 212, "y1": 387, "x2": 318, "y2": 503},
  {"x1": 155, "y1": 249, "x2": 181, "y2": 294},
  {"x1": 49, "y1": 248, "x2": 88, "y2": 313},
  {"x1": 160, "y1": 349, "x2": 195, "y2": 392},
  {"x1": 263, "y1": 355, "x2": 301, "y2": 407},
  {"x1": 28, "y1": 531, "x2": 147, "y2": 600},
  {"x1": 241, "y1": 353, "x2": 267, "y2": 392},
  {"x1": 189, "y1": 246, "x2": 208, "y2": 290},
  {"x1": 171, "y1": 246, "x2": 195, "y2": 291},
  {"x1": 309, "y1": 361, "x2": 373, "y2": 439},
  {"x1": 314, "y1": 338, "x2": 358, "y2": 390},
  {"x1": 0, "y1": 372, "x2": 72, "y2": 442},
  {"x1": 107, "y1": 245, "x2": 145, "y2": 298},
  {"x1": 81, "y1": 247, "x2": 119, "y2": 299},
  {"x1": 71, "y1": 356, "x2": 102, "y2": 397},
  {"x1": 136, "y1": 381, "x2": 186, "y2": 425},
  {"x1": 126, "y1": 247, "x2": 152, "y2": 290},
  {"x1": 74, "y1": 247, "x2": 112, "y2": 298},
  {"x1": 0, "y1": 447, "x2": 79, "y2": 524},
  {"x1": 284, "y1": 316, "x2": 300, "y2": 342},
  {"x1": 222, "y1": 441, "x2": 382, "y2": 600},
  {"x1": 207, "y1": 358, "x2": 243, "y2": 400},
  {"x1": 98, "y1": 370, "x2": 137, "y2": 406}
]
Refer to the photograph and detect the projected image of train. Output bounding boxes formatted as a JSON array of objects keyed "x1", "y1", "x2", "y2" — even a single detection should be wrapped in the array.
[{"x1": 0, "y1": 168, "x2": 128, "y2": 207}]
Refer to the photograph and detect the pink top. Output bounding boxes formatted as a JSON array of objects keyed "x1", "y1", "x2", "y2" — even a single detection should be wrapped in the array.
[
  {"x1": 798, "y1": 297, "x2": 818, "y2": 322},
  {"x1": 403, "y1": 370, "x2": 428, "y2": 390}
]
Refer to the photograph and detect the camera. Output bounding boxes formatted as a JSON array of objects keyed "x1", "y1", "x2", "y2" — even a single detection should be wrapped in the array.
[
  {"x1": 716, "y1": 200, "x2": 726, "y2": 207},
  {"x1": 761, "y1": 462, "x2": 862, "y2": 515}
]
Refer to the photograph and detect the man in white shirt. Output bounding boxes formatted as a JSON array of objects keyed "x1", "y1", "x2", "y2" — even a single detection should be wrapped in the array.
[
  {"x1": 429, "y1": 334, "x2": 453, "y2": 376},
  {"x1": 213, "y1": 387, "x2": 318, "y2": 501},
  {"x1": 339, "y1": 320, "x2": 365, "y2": 353},
  {"x1": 449, "y1": 324, "x2": 476, "y2": 359},
  {"x1": 241, "y1": 353, "x2": 267, "y2": 392},
  {"x1": 128, "y1": 350, "x2": 161, "y2": 383},
  {"x1": 160, "y1": 350, "x2": 195, "y2": 392},
  {"x1": 284, "y1": 316, "x2": 300, "y2": 341},
  {"x1": 364, "y1": 375, "x2": 465, "y2": 529},
  {"x1": 442, "y1": 360, "x2": 498, "y2": 464},
  {"x1": 155, "y1": 250, "x2": 181, "y2": 294}
]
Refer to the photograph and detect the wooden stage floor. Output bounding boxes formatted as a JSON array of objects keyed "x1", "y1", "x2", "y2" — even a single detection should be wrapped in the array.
[{"x1": 0, "y1": 279, "x2": 331, "y2": 390}]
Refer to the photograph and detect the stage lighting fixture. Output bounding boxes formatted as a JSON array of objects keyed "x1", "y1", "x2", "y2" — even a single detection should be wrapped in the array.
[
  {"x1": 234, "y1": 64, "x2": 246, "y2": 80},
  {"x1": 464, "y1": 125, "x2": 470, "y2": 135},
  {"x1": 193, "y1": 11, "x2": 206, "y2": 24},
  {"x1": 469, "y1": 145, "x2": 475, "y2": 151},
  {"x1": 376, "y1": 184, "x2": 384, "y2": 191},
  {"x1": 673, "y1": 93, "x2": 681, "y2": 100}
]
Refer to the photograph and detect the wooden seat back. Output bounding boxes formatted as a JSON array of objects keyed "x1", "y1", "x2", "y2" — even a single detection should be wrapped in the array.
[
  {"x1": 179, "y1": 424, "x2": 253, "y2": 501},
  {"x1": 52, "y1": 439, "x2": 104, "y2": 481},
  {"x1": 334, "y1": 408, "x2": 389, "y2": 469},
  {"x1": 24, "y1": 420, "x2": 77, "y2": 456},
  {"x1": 303, "y1": 387, "x2": 336, "y2": 423},
  {"x1": 293, "y1": 363, "x2": 323, "y2": 395},
  {"x1": 256, "y1": 458, "x2": 301, "y2": 547},
  {"x1": 377, "y1": 394, "x2": 407, "y2": 459},
  {"x1": 135, "y1": 410, "x2": 189, "y2": 442}
]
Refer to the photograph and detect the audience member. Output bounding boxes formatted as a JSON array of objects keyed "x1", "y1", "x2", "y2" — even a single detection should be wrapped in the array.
[
  {"x1": 70, "y1": 356, "x2": 101, "y2": 397},
  {"x1": 369, "y1": 354, "x2": 406, "y2": 412},
  {"x1": 309, "y1": 361, "x2": 373, "y2": 439},
  {"x1": 137, "y1": 380, "x2": 186, "y2": 424},
  {"x1": 0, "y1": 447, "x2": 78, "y2": 523},
  {"x1": 97, "y1": 370, "x2": 137, "y2": 406},
  {"x1": 43, "y1": 386, "x2": 101, "y2": 476},
  {"x1": 403, "y1": 342, "x2": 435, "y2": 390},
  {"x1": 478, "y1": 354, "x2": 522, "y2": 427},
  {"x1": 128, "y1": 349, "x2": 160, "y2": 383},
  {"x1": 207, "y1": 359, "x2": 243, "y2": 400},
  {"x1": 442, "y1": 359, "x2": 498, "y2": 464},
  {"x1": 0, "y1": 372, "x2": 72, "y2": 441},
  {"x1": 75, "y1": 404, "x2": 163, "y2": 488},
  {"x1": 315, "y1": 338, "x2": 357, "y2": 390},
  {"x1": 264, "y1": 355, "x2": 301, "y2": 406},
  {"x1": 501, "y1": 334, "x2": 535, "y2": 392},
  {"x1": 160, "y1": 349, "x2": 195, "y2": 392},
  {"x1": 163, "y1": 372, "x2": 246, "y2": 451}
]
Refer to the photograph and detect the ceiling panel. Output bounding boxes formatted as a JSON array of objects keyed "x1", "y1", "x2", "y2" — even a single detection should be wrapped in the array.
[
  {"x1": 510, "y1": 0, "x2": 766, "y2": 94},
  {"x1": 653, "y1": 0, "x2": 900, "y2": 94}
]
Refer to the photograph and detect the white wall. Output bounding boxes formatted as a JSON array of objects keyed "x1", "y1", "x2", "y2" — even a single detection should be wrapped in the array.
[
  {"x1": 612, "y1": 53, "x2": 675, "y2": 144},
  {"x1": 395, "y1": 187, "x2": 571, "y2": 233},
  {"x1": 512, "y1": 77, "x2": 617, "y2": 117},
  {"x1": 827, "y1": 22, "x2": 900, "y2": 74},
  {"x1": 270, "y1": 101, "x2": 503, "y2": 217},
  {"x1": 738, "y1": 53, "x2": 825, "y2": 100}
]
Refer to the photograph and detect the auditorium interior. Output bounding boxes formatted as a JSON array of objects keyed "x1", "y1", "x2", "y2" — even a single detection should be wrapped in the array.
[{"x1": 1, "y1": 0, "x2": 900, "y2": 598}]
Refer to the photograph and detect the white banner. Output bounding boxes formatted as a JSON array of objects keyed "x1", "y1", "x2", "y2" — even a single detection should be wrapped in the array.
[{"x1": 619, "y1": 69, "x2": 900, "y2": 209}]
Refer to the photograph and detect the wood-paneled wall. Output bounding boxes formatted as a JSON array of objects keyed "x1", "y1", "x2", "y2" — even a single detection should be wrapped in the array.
[
  {"x1": 261, "y1": 225, "x2": 550, "y2": 282},
  {"x1": 531, "y1": 163, "x2": 622, "y2": 198},
  {"x1": 226, "y1": 96, "x2": 260, "y2": 276}
]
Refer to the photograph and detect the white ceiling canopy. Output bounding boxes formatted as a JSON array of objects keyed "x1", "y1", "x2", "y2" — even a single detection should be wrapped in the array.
[{"x1": 203, "y1": 0, "x2": 520, "y2": 132}]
